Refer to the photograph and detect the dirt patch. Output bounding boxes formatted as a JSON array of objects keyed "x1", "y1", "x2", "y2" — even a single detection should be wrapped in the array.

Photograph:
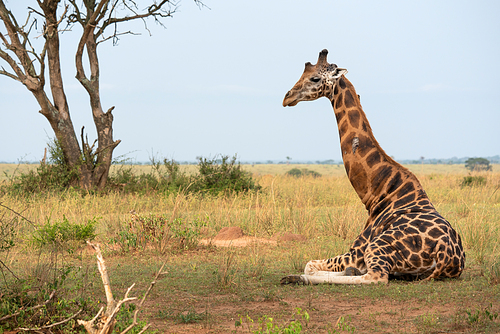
[
  {"x1": 213, "y1": 226, "x2": 245, "y2": 240},
  {"x1": 200, "y1": 228, "x2": 306, "y2": 247},
  {"x1": 144, "y1": 294, "x2": 470, "y2": 333}
]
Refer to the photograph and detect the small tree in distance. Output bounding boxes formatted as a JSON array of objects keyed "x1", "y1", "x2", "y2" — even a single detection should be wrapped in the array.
[
  {"x1": 465, "y1": 158, "x2": 492, "y2": 172},
  {"x1": 0, "y1": 0, "x2": 204, "y2": 190}
]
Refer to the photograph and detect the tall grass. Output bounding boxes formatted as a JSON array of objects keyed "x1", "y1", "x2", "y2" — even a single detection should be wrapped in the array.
[{"x1": 2, "y1": 168, "x2": 498, "y2": 266}]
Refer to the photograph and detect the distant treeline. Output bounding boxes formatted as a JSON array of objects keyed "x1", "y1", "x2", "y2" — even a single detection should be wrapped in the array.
[{"x1": 2, "y1": 155, "x2": 499, "y2": 165}]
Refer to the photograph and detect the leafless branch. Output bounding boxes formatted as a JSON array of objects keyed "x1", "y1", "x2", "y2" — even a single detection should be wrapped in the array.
[
  {"x1": 0, "y1": 202, "x2": 36, "y2": 227},
  {"x1": 97, "y1": 30, "x2": 140, "y2": 45},
  {"x1": 78, "y1": 241, "x2": 164, "y2": 334},
  {"x1": 120, "y1": 262, "x2": 167, "y2": 334},
  {"x1": 0, "y1": 65, "x2": 20, "y2": 81},
  {"x1": 0, "y1": 258, "x2": 19, "y2": 280},
  {"x1": 94, "y1": 0, "x2": 177, "y2": 40},
  {"x1": 17, "y1": 309, "x2": 83, "y2": 331}
]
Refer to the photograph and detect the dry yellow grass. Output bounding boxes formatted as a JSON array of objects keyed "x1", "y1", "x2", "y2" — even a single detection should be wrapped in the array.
[
  {"x1": 1, "y1": 164, "x2": 499, "y2": 266},
  {"x1": 2, "y1": 162, "x2": 499, "y2": 182}
]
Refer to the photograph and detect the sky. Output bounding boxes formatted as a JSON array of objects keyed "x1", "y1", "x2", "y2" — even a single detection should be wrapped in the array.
[{"x1": 1, "y1": 0, "x2": 499, "y2": 163}]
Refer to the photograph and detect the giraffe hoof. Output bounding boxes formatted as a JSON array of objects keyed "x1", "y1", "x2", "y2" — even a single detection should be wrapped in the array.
[
  {"x1": 345, "y1": 267, "x2": 363, "y2": 276},
  {"x1": 280, "y1": 275, "x2": 304, "y2": 285}
]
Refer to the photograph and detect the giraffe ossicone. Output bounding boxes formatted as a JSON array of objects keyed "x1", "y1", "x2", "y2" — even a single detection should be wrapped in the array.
[{"x1": 281, "y1": 49, "x2": 465, "y2": 285}]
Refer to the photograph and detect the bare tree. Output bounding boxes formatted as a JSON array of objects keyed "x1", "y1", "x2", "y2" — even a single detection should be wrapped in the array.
[{"x1": 0, "y1": 0, "x2": 202, "y2": 190}]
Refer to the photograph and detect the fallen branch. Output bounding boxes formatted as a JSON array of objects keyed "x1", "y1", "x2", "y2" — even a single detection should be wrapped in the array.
[
  {"x1": 0, "y1": 290, "x2": 55, "y2": 322},
  {"x1": 78, "y1": 241, "x2": 165, "y2": 334},
  {"x1": 17, "y1": 309, "x2": 83, "y2": 331},
  {"x1": 120, "y1": 262, "x2": 167, "y2": 334}
]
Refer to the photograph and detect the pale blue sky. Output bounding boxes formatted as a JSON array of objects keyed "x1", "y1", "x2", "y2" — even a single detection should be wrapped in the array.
[{"x1": 1, "y1": 1, "x2": 499, "y2": 163}]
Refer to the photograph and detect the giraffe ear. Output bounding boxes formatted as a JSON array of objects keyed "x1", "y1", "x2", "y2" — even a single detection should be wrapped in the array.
[{"x1": 332, "y1": 67, "x2": 348, "y2": 79}]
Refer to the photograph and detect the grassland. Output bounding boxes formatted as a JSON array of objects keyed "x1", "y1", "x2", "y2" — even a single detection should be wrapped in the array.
[{"x1": 0, "y1": 164, "x2": 499, "y2": 333}]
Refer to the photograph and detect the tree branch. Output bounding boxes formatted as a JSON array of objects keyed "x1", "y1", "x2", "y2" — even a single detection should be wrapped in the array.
[
  {"x1": 0, "y1": 65, "x2": 20, "y2": 81},
  {"x1": 120, "y1": 262, "x2": 167, "y2": 334},
  {"x1": 0, "y1": 290, "x2": 56, "y2": 322},
  {"x1": 17, "y1": 309, "x2": 83, "y2": 331}
]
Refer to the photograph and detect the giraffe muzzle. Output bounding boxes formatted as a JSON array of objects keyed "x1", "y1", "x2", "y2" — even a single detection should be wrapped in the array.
[{"x1": 283, "y1": 91, "x2": 298, "y2": 107}]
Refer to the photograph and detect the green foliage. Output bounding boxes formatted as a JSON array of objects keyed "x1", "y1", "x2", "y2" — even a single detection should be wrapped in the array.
[
  {"x1": 31, "y1": 216, "x2": 97, "y2": 253},
  {"x1": 460, "y1": 175, "x2": 486, "y2": 187},
  {"x1": 328, "y1": 315, "x2": 356, "y2": 333},
  {"x1": 114, "y1": 304, "x2": 152, "y2": 333},
  {"x1": 1, "y1": 139, "x2": 79, "y2": 196},
  {"x1": 466, "y1": 304, "x2": 498, "y2": 325},
  {"x1": 0, "y1": 214, "x2": 18, "y2": 253},
  {"x1": 285, "y1": 168, "x2": 321, "y2": 178},
  {"x1": 238, "y1": 308, "x2": 309, "y2": 334},
  {"x1": 177, "y1": 308, "x2": 207, "y2": 324},
  {"x1": 108, "y1": 157, "x2": 189, "y2": 194},
  {"x1": 3, "y1": 148, "x2": 261, "y2": 196},
  {"x1": 110, "y1": 213, "x2": 207, "y2": 254},
  {"x1": 157, "y1": 307, "x2": 208, "y2": 325},
  {"x1": 190, "y1": 155, "x2": 261, "y2": 195},
  {"x1": 465, "y1": 157, "x2": 492, "y2": 172},
  {"x1": 108, "y1": 154, "x2": 260, "y2": 196},
  {"x1": 0, "y1": 262, "x2": 96, "y2": 332}
]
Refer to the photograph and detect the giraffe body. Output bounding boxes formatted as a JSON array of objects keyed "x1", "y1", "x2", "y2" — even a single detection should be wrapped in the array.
[{"x1": 281, "y1": 49, "x2": 465, "y2": 285}]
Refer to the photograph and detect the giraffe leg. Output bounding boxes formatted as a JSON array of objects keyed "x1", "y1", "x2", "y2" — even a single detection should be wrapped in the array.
[
  {"x1": 280, "y1": 270, "x2": 351, "y2": 285},
  {"x1": 287, "y1": 270, "x2": 388, "y2": 285},
  {"x1": 281, "y1": 267, "x2": 368, "y2": 285}
]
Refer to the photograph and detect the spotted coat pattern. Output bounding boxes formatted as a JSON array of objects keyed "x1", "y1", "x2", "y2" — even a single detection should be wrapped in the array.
[{"x1": 282, "y1": 49, "x2": 465, "y2": 284}]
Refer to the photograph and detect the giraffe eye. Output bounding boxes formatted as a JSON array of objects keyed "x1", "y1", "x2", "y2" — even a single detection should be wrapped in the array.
[{"x1": 310, "y1": 77, "x2": 321, "y2": 83}]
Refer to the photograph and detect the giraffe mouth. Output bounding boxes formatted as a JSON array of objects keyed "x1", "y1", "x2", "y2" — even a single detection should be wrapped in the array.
[
  {"x1": 283, "y1": 99, "x2": 299, "y2": 107},
  {"x1": 283, "y1": 91, "x2": 299, "y2": 107}
]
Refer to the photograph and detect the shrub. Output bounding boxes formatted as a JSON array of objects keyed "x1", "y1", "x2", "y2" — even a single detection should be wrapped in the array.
[
  {"x1": 285, "y1": 168, "x2": 321, "y2": 178},
  {"x1": 460, "y1": 175, "x2": 486, "y2": 187},
  {"x1": 189, "y1": 155, "x2": 261, "y2": 195},
  {"x1": 1, "y1": 139, "x2": 79, "y2": 196},
  {"x1": 31, "y1": 216, "x2": 98, "y2": 254}
]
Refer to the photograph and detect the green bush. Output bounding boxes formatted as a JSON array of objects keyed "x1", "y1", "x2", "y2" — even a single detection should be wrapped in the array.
[
  {"x1": 1, "y1": 139, "x2": 79, "y2": 196},
  {"x1": 190, "y1": 155, "x2": 261, "y2": 195},
  {"x1": 285, "y1": 168, "x2": 322, "y2": 178},
  {"x1": 3, "y1": 146, "x2": 260, "y2": 196},
  {"x1": 31, "y1": 216, "x2": 98, "y2": 253},
  {"x1": 460, "y1": 175, "x2": 486, "y2": 187}
]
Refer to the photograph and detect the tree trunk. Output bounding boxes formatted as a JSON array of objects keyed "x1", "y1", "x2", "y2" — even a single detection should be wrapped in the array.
[
  {"x1": 75, "y1": 4, "x2": 121, "y2": 190},
  {"x1": 1, "y1": 0, "x2": 187, "y2": 191}
]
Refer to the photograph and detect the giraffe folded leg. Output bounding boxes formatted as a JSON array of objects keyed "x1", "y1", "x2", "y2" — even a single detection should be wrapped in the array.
[
  {"x1": 296, "y1": 271, "x2": 387, "y2": 285},
  {"x1": 280, "y1": 268, "x2": 368, "y2": 285}
]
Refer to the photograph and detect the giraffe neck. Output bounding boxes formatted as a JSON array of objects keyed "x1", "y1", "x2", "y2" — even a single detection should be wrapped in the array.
[{"x1": 330, "y1": 76, "x2": 425, "y2": 214}]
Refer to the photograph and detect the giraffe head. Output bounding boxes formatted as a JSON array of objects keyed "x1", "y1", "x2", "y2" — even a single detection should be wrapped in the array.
[{"x1": 283, "y1": 49, "x2": 347, "y2": 107}]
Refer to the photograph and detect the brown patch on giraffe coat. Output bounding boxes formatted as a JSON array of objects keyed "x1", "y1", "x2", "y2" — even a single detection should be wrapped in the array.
[
  {"x1": 349, "y1": 162, "x2": 368, "y2": 197},
  {"x1": 339, "y1": 119, "x2": 349, "y2": 137},
  {"x1": 341, "y1": 132, "x2": 356, "y2": 156},
  {"x1": 357, "y1": 135, "x2": 375, "y2": 157},
  {"x1": 371, "y1": 165, "x2": 393, "y2": 193},
  {"x1": 366, "y1": 151, "x2": 382, "y2": 168},
  {"x1": 386, "y1": 171, "x2": 403, "y2": 194},
  {"x1": 335, "y1": 93, "x2": 344, "y2": 109},
  {"x1": 344, "y1": 90, "x2": 356, "y2": 108},
  {"x1": 348, "y1": 109, "x2": 360, "y2": 128},
  {"x1": 339, "y1": 77, "x2": 347, "y2": 89}
]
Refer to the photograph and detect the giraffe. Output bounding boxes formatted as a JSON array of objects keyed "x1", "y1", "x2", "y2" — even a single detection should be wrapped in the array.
[{"x1": 280, "y1": 49, "x2": 465, "y2": 285}]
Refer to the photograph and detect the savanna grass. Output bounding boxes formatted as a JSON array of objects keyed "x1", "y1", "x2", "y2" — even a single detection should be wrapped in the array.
[{"x1": 1, "y1": 165, "x2": 500, "y2": 332}]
